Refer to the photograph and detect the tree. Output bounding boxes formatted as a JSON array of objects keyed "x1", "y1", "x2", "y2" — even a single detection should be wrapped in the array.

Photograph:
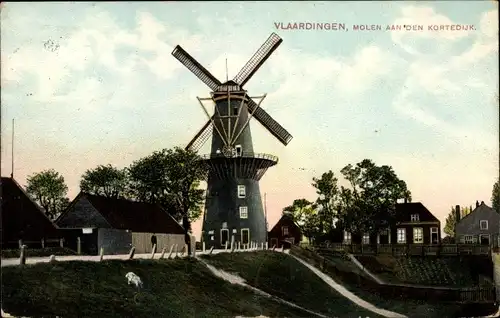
[
  {"x1": 127, "y1": 147, "x2": 207, "y2": 255},
  {"x1": 283, "y1": 199, "x2": 320, "y2": 242},
  {"x1": 338, "y1": 159, "x2": 411, "y2": 236},
  {"x1": 443, "y1": 206, "x2": 473, "y2": 237},
  {"x1": 492, "y1": 180, "x2": 499, "y2": 213},
  {"x1": 26, "y1": 169, "x2": 70, "y2": 220},
  {"x1": 312, "y1": 170, "x2": 340, "y2": 236},
  {"x1": 80, "y1": 164, "x2": 128, "y2": 198}
]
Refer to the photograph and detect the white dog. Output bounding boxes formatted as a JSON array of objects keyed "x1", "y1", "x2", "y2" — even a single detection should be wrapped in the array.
[{"x1": 125, "y1": 272, "x2": 143, "y2": 289}]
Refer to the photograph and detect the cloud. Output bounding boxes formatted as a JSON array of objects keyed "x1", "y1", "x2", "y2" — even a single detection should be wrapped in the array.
[{"x1": 391, "y1": 6, "x2": 472, "y2": 55}]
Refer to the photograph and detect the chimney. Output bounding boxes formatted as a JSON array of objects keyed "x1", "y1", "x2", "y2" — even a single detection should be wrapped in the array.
[
  {"x1": 481, "y1": 201, "x2": 484, "y2": 205},
  {"x1": 476, "y1": 200, "x2": 480, "y2": 208},
  {"x1": 455, "y1": 205, "x2": 461, "y2": 222}
]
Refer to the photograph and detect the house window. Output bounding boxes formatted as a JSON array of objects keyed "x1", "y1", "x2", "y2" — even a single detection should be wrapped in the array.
[
  {"x1": 241, "y1": 228, "x2": 250, "y2": 244},
  {"x1": 239, "y1": 206, "x2": 248, "y2": 219},
  {"x1": 210, "y1": 236, "x2": 215, "y2": 241},
  {"x1": 410, "y1": 214, "x2": 419, "y2": 222},
  {"x1": 362, "y1": 233, "x2": 370, "y2": 244},
  {"x1": 480, "y1": 220, "x2": 488, "y2": 230},
  {"x1": 343, "y1": 231, "x2": 352, "y2": 244},
  {"x1": 237, "y1": 185, "x2": 246, "y2": 198},
  {"x1": 464, "y1": 235, "x2": 474, "y2": 244},
  {"x1": 397, "y1": 228, "x2": 406, "y2": 243},
  {"x1": 413, "y1": 228, "x2": 423, "y2": 244},
  {"x1": 430, "y1": 227, "x2": 439, "y2": 244},
  {"x1": 232, "y1": 229, "x2": 237, "y2": 234},
  {"x1": 282, "y1": 226, "x2": 289, "y2": 236}
]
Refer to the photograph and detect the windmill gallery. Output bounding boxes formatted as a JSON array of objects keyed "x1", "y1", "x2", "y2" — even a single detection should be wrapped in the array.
[{"x1": 171, "y1": 33, "x2": 293, "y2": 249}]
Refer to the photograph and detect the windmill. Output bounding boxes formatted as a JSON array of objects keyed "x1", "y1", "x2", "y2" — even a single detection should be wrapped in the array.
[{"x1": 172, "y1": 32, "x2": 292, "y2": 249}]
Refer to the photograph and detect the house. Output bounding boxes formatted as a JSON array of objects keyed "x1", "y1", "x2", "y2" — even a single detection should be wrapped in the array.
[
  {"x1": 455, "y1": 201, "x2": 499, "y2": 246},
  {"x1": 268, "y1": 213, "x2": 302, "y2": 249},
  {"x1": 1, "y1": 176, "x2": 61, "y2": 248},
  {"x1": 56, "y1": 192, "x2": 186, "y2": 255},
  {"x1": 343, "y1": 201, "x2": 441, "y2": 245}
]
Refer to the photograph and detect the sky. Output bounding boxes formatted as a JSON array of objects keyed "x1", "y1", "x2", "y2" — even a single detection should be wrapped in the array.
[{"x1": 1, "y1": 1, "x2": 498, "y2": 239}]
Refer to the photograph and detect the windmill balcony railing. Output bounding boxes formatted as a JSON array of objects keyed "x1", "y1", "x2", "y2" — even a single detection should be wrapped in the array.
[{"x1": 199, "y1": 152, "x2": 279, "y2": 163}]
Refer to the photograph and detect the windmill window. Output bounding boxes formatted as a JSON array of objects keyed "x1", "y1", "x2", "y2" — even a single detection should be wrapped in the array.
[
  {"x1": 233, "y1": 106, "x2": 238, "y2": 115},
  {"x1": 239, "y1": 206, "x2": 248, "y2": 219},
  {"x1": 237, "y1": 185, "x2": 246, "y2": 198},
  {"x1": 235, "y1": 145, "x2": 242, "y2": 156},
  {"x1": 410, "y1": 214, "x2": 419, "y2": 222}
]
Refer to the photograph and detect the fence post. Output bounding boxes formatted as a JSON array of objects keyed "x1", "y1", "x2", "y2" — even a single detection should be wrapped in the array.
[
  {"x1": 77, "y1": 237, "x2": 81, "y2": 255},
  {"x1": 151, "y1": 244, "x2": 157, "y2": 259},
  {"x1": 19, "y1": 245, "x2": 26, "y2": 265},
  {"x1": 167, "y1": 244, "x2": 175, "y2": 259},
  {"x1": 128, "y1": 247, "x2": 136, "y2": 260},
  {"x1": 159, "y1": 247, "x2": 166, "y2": 259},
  {"x1": 18, "y1": 239, "x2": 23, "y2": 249},
  {"x1": 99, "y1": 247, "x2": 104, "y2": 261},
  {"x1": 59, "y1": 238, "x2": 64, "y2": 248},
  {"x1": 202, "y1": 242, "x2": 206, "y2": 253},
  {"x1": 41, "y1": 238, "x2": 45, "y2": 249},
  {"x1": 265, "y1": 242, "x2": 268, "y2": 250},
  {"x1": 230, "y1": 235, "x2": 235, "y2": 253}
]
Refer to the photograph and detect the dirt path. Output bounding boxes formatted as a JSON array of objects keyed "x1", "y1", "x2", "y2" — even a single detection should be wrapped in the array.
[
  {"x1": 290, "y1": 254, "x2": 407, "y2": 318},
  {"x1": 200, "y1": 259, "x2": 330, "y2": 318}
]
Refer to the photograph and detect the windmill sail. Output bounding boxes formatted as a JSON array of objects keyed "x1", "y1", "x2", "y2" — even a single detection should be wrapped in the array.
[
  {"x1": 233, "y1": 33, "x2": 283, "y2": 87},
  {"x1": 186, "y1": 119, "x2": 214, "y2": 152},
  {"x1": 172, "y1": 46, "x2": 221, "y2": 91},
  {"x1": 246, "y1": 98, "x2": 293, "y2": 146}
]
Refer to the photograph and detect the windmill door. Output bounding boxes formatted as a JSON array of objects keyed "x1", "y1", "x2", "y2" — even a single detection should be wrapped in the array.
[
  {"x1": 241, "y1": 229, "x2": 250, "y2": 245},
  {"x1": 221, "y1": 229, "x2": 229, "y2": 246}
]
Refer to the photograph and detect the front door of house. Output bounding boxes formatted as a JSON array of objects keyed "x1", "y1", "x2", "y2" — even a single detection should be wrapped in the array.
[{"x1": 480, "y1": 235, "x2": 490, "y2": 246}]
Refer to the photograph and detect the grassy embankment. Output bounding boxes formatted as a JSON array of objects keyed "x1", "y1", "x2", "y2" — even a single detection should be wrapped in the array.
[{"x1": 2, "y1": 251, "x2": 380, "y2": 318}]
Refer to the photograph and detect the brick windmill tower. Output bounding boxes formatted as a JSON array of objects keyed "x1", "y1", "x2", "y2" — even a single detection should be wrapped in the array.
[{"x1": 172, "y1": 33, "x2": 292, "y2": 249}]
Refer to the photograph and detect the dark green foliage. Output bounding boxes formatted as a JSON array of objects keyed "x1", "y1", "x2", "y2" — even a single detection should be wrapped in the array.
[
  {"x1": 492, "y1": 180, "x2": 499, "y2": 213},
  {"x1": 25, "y1": 169, "x2": 70, "y2": 220},
  {"x1": 80, "y1": 164, "x2": 128, "y2": 198}
]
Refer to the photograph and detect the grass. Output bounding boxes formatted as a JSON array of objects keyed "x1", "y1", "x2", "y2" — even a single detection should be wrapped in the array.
[
  {"x1": 2, "y1": 258, "x2": 314, "y2": 318},
  {"x1": 1, "y1": 247, "x2": 77, "y2": 259},
  {"x1": 200, "y1": 251, "x2": 382, "y2": 318},
  {"x1": 356, "y1": 255, "x2": 493, "y2": 287},
  {"x1": 317, "y1": 254, "x2": 462, "y2": 317}
]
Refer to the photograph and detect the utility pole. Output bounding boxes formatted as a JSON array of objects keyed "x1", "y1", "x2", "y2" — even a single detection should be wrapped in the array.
[
  {"x1": 11, "y1": 118, "x2": 15, "y2": 178},
  {"x1": 264, "y1": 192, "x2": 268, "y2": 243}
]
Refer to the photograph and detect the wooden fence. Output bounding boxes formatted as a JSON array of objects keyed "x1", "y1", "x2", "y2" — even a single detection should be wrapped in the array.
[
  {"x1": 290, "y1": 245, "x2": 496, "y2": 304},
  {"x1": 309, "y1": 243, "x2": 492, "y2": 256}
]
